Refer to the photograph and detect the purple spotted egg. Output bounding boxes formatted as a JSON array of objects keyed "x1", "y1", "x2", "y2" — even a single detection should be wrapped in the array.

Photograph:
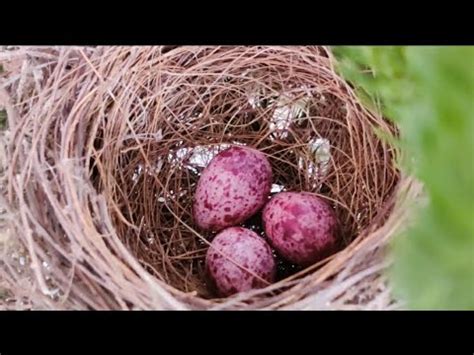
[
  {"x1": 262, "y1": 192, "x2": 339, "y2": 266},
  {"x1": 206, "y1": 227, "x2": 276, "y2": 297},
  {"x1": 193, "y1": 146, "x2": 272, "y2": 232}
]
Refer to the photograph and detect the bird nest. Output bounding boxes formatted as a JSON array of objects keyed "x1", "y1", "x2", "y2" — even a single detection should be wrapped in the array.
[{"x1": 0, "y1": 46, "x2": 418, "y2": 310}]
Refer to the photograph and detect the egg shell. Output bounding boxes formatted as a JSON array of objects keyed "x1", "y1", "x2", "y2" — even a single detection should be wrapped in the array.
[
  {"x1": 193, "y1": 146, "x2": 272, "y2": 232},
  {"x1": 262, "y1": 192, "x2": 339, "y2": 266},
  {"x1": 206, "y1": 227, "x2": 276, "y2": 297}
]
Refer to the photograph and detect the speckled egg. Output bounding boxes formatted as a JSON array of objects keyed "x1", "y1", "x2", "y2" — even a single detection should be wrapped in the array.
[
  {"x1": 206, "y1": 227, "x2": 276, "y2": 297},
  {"x1": 262, "y1": 192, "x2": 339, "y2": 266},
  {"x1": 193, "y1": 146, "x2": 272, "y2": 232}
]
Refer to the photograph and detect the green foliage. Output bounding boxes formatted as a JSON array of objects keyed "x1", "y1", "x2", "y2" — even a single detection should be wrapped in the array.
[{"x1": 333, "y1": 46, "x2": 474, "y2": 309}]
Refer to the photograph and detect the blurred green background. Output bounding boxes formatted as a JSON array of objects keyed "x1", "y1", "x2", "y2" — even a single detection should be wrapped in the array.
[{"x1": 333, "y1": 46, "x2": 474, "y2": 309}]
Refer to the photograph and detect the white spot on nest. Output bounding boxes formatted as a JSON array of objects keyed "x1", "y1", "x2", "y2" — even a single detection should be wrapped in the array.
[
  {"x1": 42, "y1": 261, "x2": 51, "y2": 271},
  {"x1": 172, "y1": 147, "x2": 191, "y2": 162},
  {"x1": 182, "y1": 143, "x2": 244, "y2": 171},
  {"x1": 132, "y1": 164, "x2": 143, "y2": 182},
  {"x1": 269, "y1": 94, "x2": 310, "y2": 140},
  {"x1": 247, "y1": 85, "x2": 265, "y2": 109},
  {"x1": 298, "y1": 137, "x2": 331, "y2": 188},
  {"x1": 231, "y1": 141, "x2": 246, "y2": 146},
  {"x1": 43, "y1": 288, "x2": 60, "y2": 298},
  {"x1": 271, "y1": 184, "x2": 285, "y2": 193},
  {"x1": 310, "y1": 138, "x2": 331, "y2": 166}
]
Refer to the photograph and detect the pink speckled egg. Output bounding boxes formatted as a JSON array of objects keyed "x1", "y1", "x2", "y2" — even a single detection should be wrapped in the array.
[
  {"x1": 193, "y1": 146, "x2": 272, "y2": 232},
  {"x1": 262, "y1": 192, "x2": 339, "y2": 266},
  {"x1": 206, "y1": 227, "x2": 276, "y2": 297}
]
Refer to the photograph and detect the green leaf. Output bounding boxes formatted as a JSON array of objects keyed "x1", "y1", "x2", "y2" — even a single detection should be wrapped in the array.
[{"x1": 333, "y1": 46, "x2": 474, "y2": 309}]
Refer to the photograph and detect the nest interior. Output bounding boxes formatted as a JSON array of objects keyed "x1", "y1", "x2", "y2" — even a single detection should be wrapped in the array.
[{"x1": 1, "y1": 46, "x2": 401, "y2": 309}]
